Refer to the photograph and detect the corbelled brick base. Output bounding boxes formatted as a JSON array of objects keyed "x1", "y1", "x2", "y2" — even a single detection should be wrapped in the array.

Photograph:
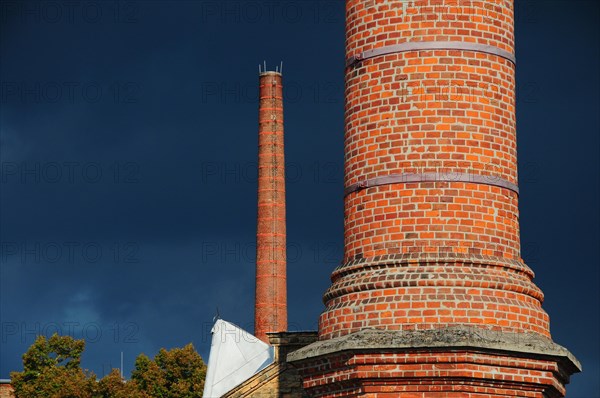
[{"x1": 288, "y1": 327, "x2": 580, "y2": 398}]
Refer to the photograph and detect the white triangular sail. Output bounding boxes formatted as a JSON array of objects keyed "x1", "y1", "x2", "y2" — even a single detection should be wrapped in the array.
[{"x1": 202, "y1": 319, "x2": 274, "y2": 398}]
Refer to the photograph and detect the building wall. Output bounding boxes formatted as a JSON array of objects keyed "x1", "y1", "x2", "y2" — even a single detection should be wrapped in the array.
[
  {"x1": 0, "y1": 383, "x2": 13, "y2": 398},
  {"x1": 223, "y1": 332, "x2": 317, "y2": 398},
  {"x1": 223, "y1": 363, "x2": 308, "y2": 398}
]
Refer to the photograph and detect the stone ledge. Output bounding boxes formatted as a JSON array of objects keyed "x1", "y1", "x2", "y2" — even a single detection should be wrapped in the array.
[
  {"x1": 266, "y1": 331, "x2": 319, "y2": 348},
  {"x1": 287, "y1": 326, "x2": 581, "y2": 373}
]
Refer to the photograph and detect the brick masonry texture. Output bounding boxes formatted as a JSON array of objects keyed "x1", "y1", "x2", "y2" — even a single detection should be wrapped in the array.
[
  {"x1": 287, "y1": 1, "x2": 580, "y2": 397},
  {"x1": 297, "y1": 351, "x2": 568, "y2": 397},
  {"x1": 288, "y1": 327, "x2": 579, "y2": 397},
  {"x1": 0, "y1": 384, "x2": 12, "y2": 398},
  {"x1": 320, "y1": 0, "x2": 550, "y2": 340},
  {"x1": 255, "y1": 72, "x2": 287, "y2": 343},
  {"x1": 223, "y1": 332, "x2": 318, "y2": 398}
]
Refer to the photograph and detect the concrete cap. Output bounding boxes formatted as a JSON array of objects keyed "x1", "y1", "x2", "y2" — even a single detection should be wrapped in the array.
[{"x1": 287, "y1": 325, "x2": 581, "y2": 374}]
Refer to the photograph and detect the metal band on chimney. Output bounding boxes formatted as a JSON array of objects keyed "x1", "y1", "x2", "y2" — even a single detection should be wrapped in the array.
[
  {"x1": 344, "y1": 173, "x2": 519, "y2": 196},
  {"x1": 346, "y1": 41, "x2": 516, "y2": 68}
]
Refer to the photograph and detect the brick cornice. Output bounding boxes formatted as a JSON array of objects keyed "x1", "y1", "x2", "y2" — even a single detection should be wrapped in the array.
[{"x1": 331, "y1": 253, "x2": 535, "y2": 280}]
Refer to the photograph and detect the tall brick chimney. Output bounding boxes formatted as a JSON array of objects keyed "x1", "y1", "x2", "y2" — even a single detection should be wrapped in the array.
[
  {"x1": 255, "y1": 68, "x2": 287, "y2": 343},
  {"x1": 289, "y1": 1, "x2": 580, "y2": 396}
]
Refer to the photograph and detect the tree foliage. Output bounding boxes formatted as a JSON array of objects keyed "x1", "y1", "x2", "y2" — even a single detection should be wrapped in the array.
[
  {"x1": 96, "y1": 369, "x2": 146, "y2": 398},
  {"x1": 10, "y1": 334, "x2": 95, "y2": 398},
  {"x1": 10, "y1": 334, "x2": 207, "y2": 398},
  {"x1": 132, "y1": 344, "x2": 206, "y2": 397}
]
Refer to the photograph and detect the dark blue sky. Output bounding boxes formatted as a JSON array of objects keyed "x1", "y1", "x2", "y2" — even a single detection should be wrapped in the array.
[{"x1": 0, "y1": 1, "x2": 598, "y2": 396}]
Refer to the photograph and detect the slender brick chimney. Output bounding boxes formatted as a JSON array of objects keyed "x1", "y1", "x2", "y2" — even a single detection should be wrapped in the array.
[
  {"x1": 289, "y1": 1, "x2": 580, "y2": 396},
  {"x1": 255, "y1": 67, "x2": 287, "y2": 343}
]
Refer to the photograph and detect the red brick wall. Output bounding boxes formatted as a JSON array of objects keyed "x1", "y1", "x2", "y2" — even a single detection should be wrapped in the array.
[
  {"x1": 0, "y1": 383, "x2": 13, "y2": 398},
  {"x1": 255, "y1": 71, "x2": 287, "y2": 343},
  {"x1": 297, "y1": 351, "x2": 568, "y2": 397},
  {"x1": 318, "y1": 0, "x2": 551, "y2": 340}
]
